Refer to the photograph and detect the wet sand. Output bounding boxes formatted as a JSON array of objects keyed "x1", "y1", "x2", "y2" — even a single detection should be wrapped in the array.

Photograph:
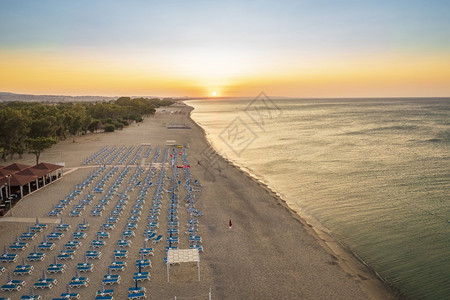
[{"x1": 0, "y1": 103, "x2": 396, "y2": 299}]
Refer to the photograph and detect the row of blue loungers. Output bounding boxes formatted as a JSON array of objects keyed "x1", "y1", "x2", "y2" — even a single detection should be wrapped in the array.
[
  {"x1": 179, "y1": 150, "x2": 203, "y2": 253},
  {"x1": 164, "y1": 149, "x2": 204, "y2": 265},
  {"x1": 83, "y1": 145, "x2": 153, "y2": 166}
]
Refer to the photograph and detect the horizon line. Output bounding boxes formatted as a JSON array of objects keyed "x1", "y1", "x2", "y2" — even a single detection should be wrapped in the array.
[{"x1": 1, "y1": 91, "x2": 449, "y2": 101}]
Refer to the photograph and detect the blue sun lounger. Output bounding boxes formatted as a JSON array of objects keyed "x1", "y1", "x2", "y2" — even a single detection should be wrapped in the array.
[
  {"x1": 129, "y1": 286, "x2": 146, "y2": 294},
  {"x1": 126, "y1": 222, "x2": 138, "y2": 229},
  {"x1": 148, "y1": 209, "x2": 160, "y2": 215},
  {"x1": 144, "y1": 231, "x2": 156, "y2": 239},
  {"x1": 91, "y1": 210, "x2": 102, "y2": 217},
  {"x1": 48, "y1": 210, "x2": 61, "y2": 216},
  {"x1": 91, "y1": 240, "x2": 105, "y2": 248},
  {"x1": 27, "y1": 252, "x2": 45, "y2": 261},
  {"x1": 56, "y1": 224, "x2": 70, "y2": 231},
  {"x1": 6, "y1": 279, "x2": 25, "y2": 287},
  {"x1": 77, "y1": 262, "x2": 94, "y2": 272},
  {"x1": 20, "y1": 232, "x2": 36, "y2": 240},
  {"x1": 80, "y1": 199, "x2": 92, "y2": 205},
  {"x1": 21, "y1": 294, "x2": 41, "y2": 299},
  {"x1": 77, "y1": 224, "x2": 89, "y2": 231},
  {"x1": 106, "y1": 217, "x2": 118, "y2": 224},
  {"x1": 73, "y1": 204, "x2": 85, "y2": 211},
  {"x1": 152, "y1": 235, "x2": 162, "y2": 244},
  {"x1": 187, "y1": 219, "x2": 198, "y2": 225},
  {"x1": 136, "y1": 259, "x2": 151, "y2": 269},
  {"x1": 109, "y1": 265, "x2": 125, "y2": 272},
  {"x1": 133, "y1": 272, "x2": 150, "y2": 282},
  {"x1": 109, "y1": 260, "x2": 126, "y2": 271},
  {"x1": 69, "y1": 277, "x2": 89, "y2": 288},
  {"x1": 122, "y1": 230, "x2": 135, "y2": 238},
  {"x1": 33, "y1": 282, "x2": 53, "y2": 289},
  {"x1": 102, "y1": 223, "x2": 114, "y2": 230},
  {"x1": 98, "y1": 199, "x2": 109, "y2": 205},
  {"x1": 102, "y1": 274, "x2": 120, "y2": 285},
  {"x1": 72, "y1": 232, "x2": 86, "y2": 239},
  {"x1": 167, "y1": 221, "x2": 178, "y2": 227},
  {"x1": 15, "y1": 263, "x2": 34, "y2": 270},
  {"x1": 148, "y1": 222, "x2": 159, "y2": 229},
  {"x1": 139, "y1": 247, "x2": 154, "y2": 257},
  {"x1": 69, "y1": 210, "x2": 82, "y2": 217},
  {"x1": 147, "y1": 215, "x2": 158, "y2": 222},
  {"x1": 130, "y1": 209, "x2": 141, "y2": 216},
  {"x1": 38, "y1": 242, "x2": 55, "y2": 251},
  {"x1": 185, "y1": 228, "x2": 198, "y2": 235},
  {"x1": 68, "y1": 281, "x2": 87, "y2": 288},
  {"x1": 118, "y1": 239, "x2": 132, "y2": 247},
  {"x1": 38, "y1": 277, "x2": 57, "y2": 285},
  {"x1": 1, "y1": 283, "x2": 21, "y2": 291},
  {"x1": 47, "y1": 232, "x2": 63, "y2": 240},
  {"x1": 97, "y1": 231, "x2": 110, "y2": 239},
  {"x1": 128, "y1": 215, "x2": 140, "y2": 222},
  {"x1": 128, "y1": 292, "x2": 146, "y2": 299},
  {"x1": 110, "y1": 210, "x2": 121, "y2": 217},
  {"x1": 10, "y1": 241, "x2": 29, "y2": 251},
  {"x1": 167, "y1": 229, "x2": 179, "y2": 235},
  {"x1": 29, "y1": 226, "x2": 44, "y2": 233},
  {"x1": 14, "y1": 264, "x2": 33, "y2": 275},
  {"x1": 59, "y1": 292, "x2": 79, "y2": 299},
  {"x1": 167, "y1": 237, "x2": 179, "y2": 244},
  {"x1": 96, "y1": 289, "x2": 114, "y2": 297},
  {"x1": 189, "y1": 235, "x2": 202, "y2": 244},
  {"x1": 113, "y1": 250, "x2": 128, "y2": 259},
  {"x1": 13, "y1": 269, "x2": 32, "y2": 276},
  {"x1": 94, "y1": 205, "x2": 104, "y2": 211},
  {"x1": 65, "y1": 240, "x2": 81, "y2": 249},
  {"x1": 0, "y1": 253, "x2": 18, "y2": 262},
  {"x1": 57, "y1": 251, "x2": 73, "y2": 261},
  {"x1": 55, "y1": 203, "x2": 66, "y2": 210},
  {"x1": 47, "y1": 263, "x2": 65, "y2": 273},
  {"x1": 95, "y1": 297, "x2": 113, "y2": 300},
  {"x1": 86, "y1": 250, "x2": 101, "y2": 259}
]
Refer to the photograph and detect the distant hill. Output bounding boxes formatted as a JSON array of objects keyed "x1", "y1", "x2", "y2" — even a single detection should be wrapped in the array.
[{"x1": 0, "y1": 92, "x2": 116, "y2": 103}]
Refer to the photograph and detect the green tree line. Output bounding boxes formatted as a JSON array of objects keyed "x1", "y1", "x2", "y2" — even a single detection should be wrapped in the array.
[{"x1": 0, "y1": 97, "x2": 173, "y2": 163}]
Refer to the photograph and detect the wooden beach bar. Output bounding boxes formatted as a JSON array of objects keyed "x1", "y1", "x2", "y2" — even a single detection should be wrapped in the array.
[{"x1": 0, "y1": 162, "x2": 63, "y2": 214}]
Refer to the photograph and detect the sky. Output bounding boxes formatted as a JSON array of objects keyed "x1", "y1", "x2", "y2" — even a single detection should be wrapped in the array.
[{"x1": 0, "y1": 0, "x2": 449, "y2": 98}]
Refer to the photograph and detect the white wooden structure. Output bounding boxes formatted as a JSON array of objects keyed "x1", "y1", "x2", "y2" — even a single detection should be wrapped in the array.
[{"x1": 166, "y1": 249, "x2": 200, "y2": 283}]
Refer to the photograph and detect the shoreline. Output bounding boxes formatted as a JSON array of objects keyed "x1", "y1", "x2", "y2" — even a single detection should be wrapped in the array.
[{"x1": 187, "y1": 103, "x2": 398, "y2": 299}]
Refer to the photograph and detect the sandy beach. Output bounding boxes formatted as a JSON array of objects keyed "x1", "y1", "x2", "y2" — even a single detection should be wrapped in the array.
[{"x1": 0, "y1": 103, "x2": 396, "y2": 299}]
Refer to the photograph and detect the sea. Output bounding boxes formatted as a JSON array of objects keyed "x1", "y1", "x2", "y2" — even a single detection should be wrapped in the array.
[{"x1": 187, "y1": 97, "x2": 450, "y2": 300}]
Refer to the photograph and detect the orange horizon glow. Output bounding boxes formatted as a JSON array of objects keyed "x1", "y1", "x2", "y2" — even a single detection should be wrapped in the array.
[{"x1": 1, "y1": 48, "x2": 450, "y2": 98}]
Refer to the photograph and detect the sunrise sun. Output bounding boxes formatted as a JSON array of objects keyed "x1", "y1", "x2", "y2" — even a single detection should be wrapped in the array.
[{"x1": 211, "y1": 91, "x2": 217, "y2": 96}]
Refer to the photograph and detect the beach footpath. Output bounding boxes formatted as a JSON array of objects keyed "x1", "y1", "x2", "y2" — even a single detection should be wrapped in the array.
[{"x1": 0, "y1": 102, "x2": 396, "y2": 299}]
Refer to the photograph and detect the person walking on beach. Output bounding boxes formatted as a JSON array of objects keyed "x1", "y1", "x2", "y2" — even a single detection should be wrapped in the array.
[{"x1": 229, "y1": 219, "x2": 232, "y2": 229}]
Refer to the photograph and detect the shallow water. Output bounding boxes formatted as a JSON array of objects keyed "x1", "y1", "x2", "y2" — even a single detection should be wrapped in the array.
[{"x1": 188, "y1": 97, "x2": 450, "y2": 299}]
